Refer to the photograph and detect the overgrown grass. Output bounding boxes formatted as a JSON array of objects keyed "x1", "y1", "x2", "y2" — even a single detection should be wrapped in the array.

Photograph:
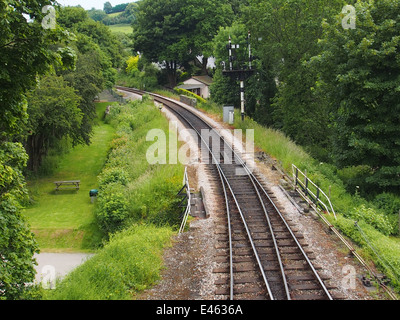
[
  {"x1": 23, "y1": 102, "x2": 116, "y2": 251},
  {"x1": 44, "y1": 224, "x2": 173, "y2": 300}
]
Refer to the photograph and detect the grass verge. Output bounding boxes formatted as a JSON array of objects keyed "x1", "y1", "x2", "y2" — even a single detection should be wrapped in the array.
[{"x1": 43, "y1": 224, "x2": 173, "y2": 300}]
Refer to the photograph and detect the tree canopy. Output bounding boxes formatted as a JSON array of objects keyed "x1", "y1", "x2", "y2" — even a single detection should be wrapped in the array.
[
  {"x1": 132, "y1": 0, "x2": 233, "y2": 87},
  {"x1": 25, "y1": 75, "x2": 82, "y2": 171},
  {"x1": 310, "y1": 0, "x2": 400, "y2": 192},
  {"x1": 0, "y1": 1, "x2": 125, "y2": 299},
  {"x1": 0, "y1": 0, "x2": 71, "y2": 300}
]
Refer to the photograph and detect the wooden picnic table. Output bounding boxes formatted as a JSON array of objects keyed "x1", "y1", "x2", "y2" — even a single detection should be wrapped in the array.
[{"x1": 54, "y1": 180, "x2": 81, "y2": 191}]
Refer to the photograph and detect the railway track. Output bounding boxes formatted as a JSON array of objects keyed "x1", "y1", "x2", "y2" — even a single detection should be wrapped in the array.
[{"x1": 116, "y1": 86, "x2": 335, "y2": 300}]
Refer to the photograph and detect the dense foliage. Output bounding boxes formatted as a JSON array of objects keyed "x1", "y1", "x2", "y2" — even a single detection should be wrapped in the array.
[
  {"x1": 131, "y1": 0, "x2": 233, "y2": 87},
  {"x1": 206, "y1": 0, "x2": 400, "y2": 197},
  {"x1": 0, "y1": 0, "x2": 68, "y2": 300},
  {"x1": 95, "y1": 99, "x2": 183, "y2": 235},
  {"x1": 25, "y1": 75, "x2": 82, "y2": 171},
  {"x1": 310, "y1": 0, "x2": 400, "y2": 193},
  {"x1": 24, "y1": 5, "x2": 122, "y2": 172},
  {"x1": 0, "y1": 1, "x2": 124, "y2": 299}
]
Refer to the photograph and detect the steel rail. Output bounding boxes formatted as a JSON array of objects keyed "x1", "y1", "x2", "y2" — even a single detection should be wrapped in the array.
[
  {"x1": 215, "y1": 161, "x2": 234, "y2": 299},
  {"x1": 208, "y1": 123, "x2": 332, "y2": 300},
  {"x1": 167, "y1": 105, "x2": 275, "y2": 300},
  {"x1": 231, "y1": 148, "x2": 334, "y2": 300},
  {"x1": 142, "y1": 90, "x2": 276, "y2": 299},
  {"x1": 222, "y1": 138, "x2": 291, "y2": 299},
  {"x1": 115, "y1": 86, "x2": 331, "y2": 300},
  {"x1": 246, "y1": 170, "x2": 291, "y2": 299}
]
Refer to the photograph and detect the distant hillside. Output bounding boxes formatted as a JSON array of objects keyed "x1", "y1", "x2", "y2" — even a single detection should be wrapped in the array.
[{"x1": 87, "y1": 2, "x2": 137, "y2": 26}]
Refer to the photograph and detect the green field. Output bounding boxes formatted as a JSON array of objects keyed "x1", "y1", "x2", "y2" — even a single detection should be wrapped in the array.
[
  {"x1": 108, "y1": 24, "x2": 132, "y2": 34},
  {"x1": 23, "y1": 103, "x2": 115, "y2": 252},
  {"x1": 107, "y1": 12, "x2": 122, "y2": 18}
]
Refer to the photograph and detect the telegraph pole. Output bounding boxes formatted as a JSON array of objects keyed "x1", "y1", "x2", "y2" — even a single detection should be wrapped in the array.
[{"x1": 222, "y1": 31, "x2": 255, "y2": 121}]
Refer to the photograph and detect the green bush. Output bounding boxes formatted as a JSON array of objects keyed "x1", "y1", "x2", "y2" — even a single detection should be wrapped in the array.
[
  {"x1": 95, "y1": 183, "x2": 129, "y2": 234},
  {"x1": 375, "y1": 193, "x2": 400, "y2": 216},
  {"x1": 174, "y1": 88, "x2": 207, "y2": 103},
  {"x1": 346, "y1": 205, "x2": 393, "y2": 236},
  {"x1": 127, "y1": 168, "x2": 183, "y2": 225},
  {"x1": 374, "y1": 193, "x2": 400, "y2": 235},
  {"x1": 95, "y1": 99, "x2": 184, "y2": 235},
  {"x1": 98, "y1": 167, "x2": 128, "y2": 189}
]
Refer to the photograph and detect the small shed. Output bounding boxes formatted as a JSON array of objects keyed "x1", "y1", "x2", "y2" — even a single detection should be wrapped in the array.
[{"x1": 177, "y1": 75, "x2": 213, "y2": 99}]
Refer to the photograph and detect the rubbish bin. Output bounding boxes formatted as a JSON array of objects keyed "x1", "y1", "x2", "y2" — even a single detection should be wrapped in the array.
[{"x1": 89, "y1": 189, "x2": 98, "y2": 203}]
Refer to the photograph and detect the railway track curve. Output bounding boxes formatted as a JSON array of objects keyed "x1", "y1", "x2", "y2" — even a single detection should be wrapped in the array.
[{"x1": 116, "y1": 86, "x2": 335, "y2": 300}]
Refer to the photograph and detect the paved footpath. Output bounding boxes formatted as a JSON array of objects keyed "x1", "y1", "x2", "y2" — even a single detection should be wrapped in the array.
[{"x1": 34, "y1": 252, "x2": 93, "y2": 286}]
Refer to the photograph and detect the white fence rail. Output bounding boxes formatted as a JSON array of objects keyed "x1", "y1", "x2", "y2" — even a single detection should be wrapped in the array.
[{"x1": 292, "y1": 164, "x2": 337, "y2": 220}]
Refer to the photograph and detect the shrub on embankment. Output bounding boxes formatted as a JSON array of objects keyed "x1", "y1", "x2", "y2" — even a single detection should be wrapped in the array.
[{"x1": 95, "y1": 97, "x2": 183, "y2": 235}]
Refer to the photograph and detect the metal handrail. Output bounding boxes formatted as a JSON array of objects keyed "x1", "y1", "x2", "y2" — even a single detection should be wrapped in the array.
[
  {"x1": 179, "y1": 167, "x2": 191, "y2": 234},
  {"x1": 292, "y1": 164, "x2": 337, "y2": 220}
]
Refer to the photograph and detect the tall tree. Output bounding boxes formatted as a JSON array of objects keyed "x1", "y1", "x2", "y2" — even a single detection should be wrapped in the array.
[
  {"x1": 132, "y1": 0, "x2": 233, "y2": 86},
  {"x1": 62, "y1": 48, "x2": 109, "y2": 145},
  {"x1": 182, "y1": 0, "x2": 233, "y2": 75},
  {"x1": 132, "y1": 0, "x2": 191, "y2": 87},
  {"x1": 57, "y1": 5, "x2": 124, "y2": 68},
  {"x1": 242, "y1": 0, "x2": 344, "y2": 155},
  {"x1": 25, "y1": 75, "x2": 82, "y2": 171},
  {"x1": 310, "y1": 0, "x2": 400, "y2": 191},
  {"x1": 103, "y1": 1, "x2": 112, "y2": 14},
  {"x1": 0, "y1": 0, "x2": 69, "y2": 299}
]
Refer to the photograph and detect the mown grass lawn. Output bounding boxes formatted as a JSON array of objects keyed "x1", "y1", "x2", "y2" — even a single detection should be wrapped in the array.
[{"x1": 23, "y1": 103, "x2": 116, "y2": 252}]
